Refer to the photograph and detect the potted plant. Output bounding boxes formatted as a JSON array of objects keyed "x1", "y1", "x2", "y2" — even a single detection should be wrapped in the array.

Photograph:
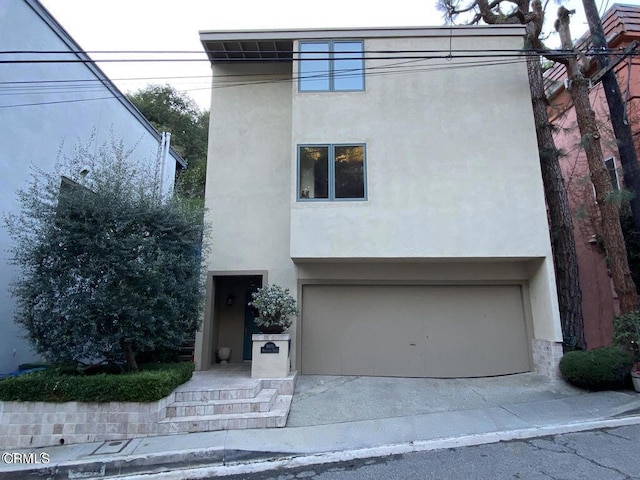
[
  {"x1": 632, "y1": 364, "x2": 640, "y2": 393},
  {"x1": 248, "y1": 284, "x2": 298, "y2": 334},
  {"x1": 612, "y1": 311, "x2": 640, "y2": 392}
]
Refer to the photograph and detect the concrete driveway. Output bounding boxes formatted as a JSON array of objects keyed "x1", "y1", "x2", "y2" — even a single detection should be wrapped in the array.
[{"x1": 287, "y1": 372, "x2": 585, "y2": 426}]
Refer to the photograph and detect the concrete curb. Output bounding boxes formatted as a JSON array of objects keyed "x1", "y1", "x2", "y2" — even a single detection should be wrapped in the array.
[{"x1": 6, "y1": 414, "x2": 639, "y2": 480}]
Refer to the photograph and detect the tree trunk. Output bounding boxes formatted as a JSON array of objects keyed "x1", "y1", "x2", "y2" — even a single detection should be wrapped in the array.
[
  {"x1": 527, "y1": 55, "x2": 586, "y2": 349},
  {"x1": 121, "y1": 339, "x2": 139, "y2": 372},
  {"x1": 557, "y1": 8, "x2": 639, "y2": 314}
]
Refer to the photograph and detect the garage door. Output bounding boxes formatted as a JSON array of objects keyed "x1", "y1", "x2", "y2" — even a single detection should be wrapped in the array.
[{"x1": 301, "y1": 285, "x2": 530, "y2": 377}]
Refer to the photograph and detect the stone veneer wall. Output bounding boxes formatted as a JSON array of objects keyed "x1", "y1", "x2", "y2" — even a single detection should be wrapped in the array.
[
  {"x1": 531, "y1": 338, "x2": 564, "y2": 379},
  {"x1": 0, "y1": 394, "x2": 174, "y2": 449}
]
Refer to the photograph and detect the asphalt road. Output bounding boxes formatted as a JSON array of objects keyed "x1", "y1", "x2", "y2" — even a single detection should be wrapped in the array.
[{"x1": 210, "y1": 424, "x2": 640, "y2": 480}]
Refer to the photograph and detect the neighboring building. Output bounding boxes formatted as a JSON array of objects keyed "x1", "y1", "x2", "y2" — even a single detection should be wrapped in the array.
[
  {"x1": 0, "y1": 0, "x2": 186, "y2": 373},
  {"x1": 196, "y1": 25, "x2": 563, "y2": 378},
  {"x1": 545, "y1": 3, "x2": 640, "y2": 349}
]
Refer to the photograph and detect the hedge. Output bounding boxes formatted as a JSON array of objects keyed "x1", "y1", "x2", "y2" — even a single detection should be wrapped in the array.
[
  {"x1": 0, "y1": 362, "x2": 194, "y2": 402},
  {"x1": 559, "y1": 347, "x2": 633, "y2": 391}
]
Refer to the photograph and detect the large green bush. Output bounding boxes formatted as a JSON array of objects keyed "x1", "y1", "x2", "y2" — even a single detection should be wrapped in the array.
[
  {"x1": 5, "y1": 136, "x2": 208, "y2": 372},
  {"x1": 0, "y1": 362, "x2": 194, "y2": 402},
  {"x1": 559, "y1": 347, "x2": 633, "y2": 390}
]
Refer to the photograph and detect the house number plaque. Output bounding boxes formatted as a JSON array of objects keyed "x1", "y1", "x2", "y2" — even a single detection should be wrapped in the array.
[{"x1": 260, "y1": 342, "x2": 279, "y2": 354}]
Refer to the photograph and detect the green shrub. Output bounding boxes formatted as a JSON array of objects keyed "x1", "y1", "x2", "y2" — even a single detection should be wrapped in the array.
[
  {"x1": 0, "y1": 362, "x2": 194, "y2": 402},
  {"x1": 612, "y1": 311, "x2": 640, "y2": 364},
  {"x1": 559, "y1": 347, "x2": 633, "y2": 391}
]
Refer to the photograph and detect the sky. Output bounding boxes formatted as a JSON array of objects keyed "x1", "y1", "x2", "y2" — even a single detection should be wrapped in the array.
[{"x1": 39, "y1": 0, "x2": 635, "y2": 110}]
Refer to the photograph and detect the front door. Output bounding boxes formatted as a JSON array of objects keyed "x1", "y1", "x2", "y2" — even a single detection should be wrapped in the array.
[{"x1": 243, "y1": 288, "x2": 260, "y2": 360}]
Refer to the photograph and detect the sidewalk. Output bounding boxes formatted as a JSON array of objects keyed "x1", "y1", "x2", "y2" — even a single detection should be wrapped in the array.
[{"x1": 1, "y1": 373, "x2": 639, "y2": 480}]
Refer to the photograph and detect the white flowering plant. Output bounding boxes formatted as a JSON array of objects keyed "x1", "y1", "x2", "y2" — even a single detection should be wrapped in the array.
[{"x1": 249, "y1": 284, "x2": 298, "y2": 330}]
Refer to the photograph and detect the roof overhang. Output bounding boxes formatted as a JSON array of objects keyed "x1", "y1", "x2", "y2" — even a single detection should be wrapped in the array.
[{"x1": 199, "y1": 25, "x2": 526, "y2": 63}]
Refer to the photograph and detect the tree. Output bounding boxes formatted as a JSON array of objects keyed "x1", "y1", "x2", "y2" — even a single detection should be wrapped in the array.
[
  {"x1": 128, "y1": 85, "x2": 209, "y2": 200},
  {"x1": 5, "y1": 136, "x2": 208, "y2": 371},
  {"x1": 581, "y1": 0, "x2": 640, "y2": 234},
  {"x1": 555, "y1": 7, "x2": 638, "y2": 313},
  {"x1": 440, "y1": 0, "x2": 586, "y2": 348}
]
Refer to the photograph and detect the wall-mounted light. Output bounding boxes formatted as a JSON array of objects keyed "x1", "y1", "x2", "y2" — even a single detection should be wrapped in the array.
[{"x1": 225, "y1": 294, "x2": 235, "y2": 306}]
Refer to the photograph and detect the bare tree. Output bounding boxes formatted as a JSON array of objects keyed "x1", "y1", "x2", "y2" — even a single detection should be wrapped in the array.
[{"x1": 440, "y1": 0, "x2": 586, "y2": 348}]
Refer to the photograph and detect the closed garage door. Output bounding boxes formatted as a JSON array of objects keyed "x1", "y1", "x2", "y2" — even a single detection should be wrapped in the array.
[{"x1": 301, "y1": 285, "x2": 530, "y2": 377}]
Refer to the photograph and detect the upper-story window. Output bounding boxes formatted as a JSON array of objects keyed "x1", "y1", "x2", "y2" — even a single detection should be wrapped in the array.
[
  {"x1": 298, "y1": 144, "x2": 366, "y2": 201},
  {"x1": 604, "y1": 157, "x2": 620, "y2": 191},
  {"x1": 299, "y1": 41, "x2": 364, "y2": 92}
]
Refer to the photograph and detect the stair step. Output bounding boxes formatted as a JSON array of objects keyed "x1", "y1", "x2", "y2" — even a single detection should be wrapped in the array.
[
  {"x1": 165, "y1": 389, "x2": 277, "y2": 417},
  {"x1": 174, "y1": 382, "x2": 262, "y2": 402},
  {"x1": 158, "y1": 395, "x2": 292, "y2": 433}
]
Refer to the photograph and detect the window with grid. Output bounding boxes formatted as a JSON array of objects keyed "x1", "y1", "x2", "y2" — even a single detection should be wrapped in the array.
[
  {"x1": 298, "y1": 144, "x2": 366, "y2": 201},
  {"x1": 298, "y1": 40, "x2": 364, "y2": 92}
]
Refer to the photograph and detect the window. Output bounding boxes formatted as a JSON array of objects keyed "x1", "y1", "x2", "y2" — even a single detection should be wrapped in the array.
[
  {"x1": 604, "y1": 157, "x2": 620, "y2": 191},
  {"x1": 298, "y1": 145, "x2": 366, "y2": 200},
  {"x1": 299, "y1": 41, "x2": 364, "y2": 92}
]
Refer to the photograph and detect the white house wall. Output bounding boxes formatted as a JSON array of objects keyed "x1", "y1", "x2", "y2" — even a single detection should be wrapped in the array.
[{"x1": 0, "y1": 0, "x2": 181, "y2": 373}]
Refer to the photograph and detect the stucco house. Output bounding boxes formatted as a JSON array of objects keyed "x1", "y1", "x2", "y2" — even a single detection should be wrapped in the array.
[
  {"x1": 0, "y1": 0, "x2": 186, "y2": 373},
  {"x1": 545, "y1": 3, "x2": 640, "y2": 349},
  {"x1": 196, "y1": 24, "x2": 563, "y2": 378}
]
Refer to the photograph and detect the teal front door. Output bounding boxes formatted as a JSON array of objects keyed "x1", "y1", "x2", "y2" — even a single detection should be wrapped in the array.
[{"x1": 243, "y1": 288, "x2": 260, "y2": 360}]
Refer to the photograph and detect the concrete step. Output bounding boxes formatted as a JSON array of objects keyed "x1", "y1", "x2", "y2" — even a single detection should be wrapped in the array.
[
  {"x1": 174, "y1": 381, "x2": 263, "y2": 402},
  {"x1": 165, "y1": 388, "x2": 278, "y2": 417},
  {"x1": 158, "y1": 395, "x2": 292, "y2": 433}
]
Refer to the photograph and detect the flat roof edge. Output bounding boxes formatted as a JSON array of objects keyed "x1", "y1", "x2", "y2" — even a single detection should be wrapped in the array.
[{"x1": 199, "y1": 24, "x2": 526, "y2": 42}]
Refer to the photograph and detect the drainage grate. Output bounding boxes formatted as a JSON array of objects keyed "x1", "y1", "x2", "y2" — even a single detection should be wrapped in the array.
[{"x1": 91, "y1": 439, "x2": 132, "y2": 455}]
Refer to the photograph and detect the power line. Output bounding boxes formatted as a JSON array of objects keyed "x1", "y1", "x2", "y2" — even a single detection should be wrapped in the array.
[
  {"x1": 0, "y1": 55, "x2": 527, "y2": 109},
  {"x1": 0, "y1": 47, "x2": 636, "y2": 64}
]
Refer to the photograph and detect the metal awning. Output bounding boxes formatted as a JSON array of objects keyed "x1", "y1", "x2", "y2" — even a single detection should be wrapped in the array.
[{"x1": 201, "y1": 39, "x2": 293, "y2": 63}]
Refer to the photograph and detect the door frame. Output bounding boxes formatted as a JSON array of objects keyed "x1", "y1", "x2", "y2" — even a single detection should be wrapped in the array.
[{"x1": 195, "y1": 270, "x2": 267, "y2": 369}]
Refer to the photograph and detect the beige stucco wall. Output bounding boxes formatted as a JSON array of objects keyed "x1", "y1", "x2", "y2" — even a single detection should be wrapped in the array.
[
  {"x1": 197, "y1": 27, "x2": 563, "y2": 371},
  {"x1": 290, "y1": 34, "x2": 551, "y2": 260},
  {"x1": 203, "y1": 62, "x2": 295, "y2": 285},
  {"x1": 197, "y1": 62, "x2": 298, "y2": 368}
]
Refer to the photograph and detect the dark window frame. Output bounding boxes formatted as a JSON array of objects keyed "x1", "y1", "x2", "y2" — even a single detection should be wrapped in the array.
[
  {"x1": 298, "y1": 40, "x2": 365, "y2": 92},
  {"x1": 297, "y1": 144, "x2": 367, "y2": 201}
]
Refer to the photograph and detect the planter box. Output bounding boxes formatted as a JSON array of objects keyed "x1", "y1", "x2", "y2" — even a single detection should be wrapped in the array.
[{"x1": 251, "y1": 334, "x2": 291, "y2": 379}]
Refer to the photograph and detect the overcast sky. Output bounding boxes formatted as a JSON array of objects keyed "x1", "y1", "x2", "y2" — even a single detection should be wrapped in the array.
[{"x1": 39, "y1": 0, "x2": 632, "y2": 110}]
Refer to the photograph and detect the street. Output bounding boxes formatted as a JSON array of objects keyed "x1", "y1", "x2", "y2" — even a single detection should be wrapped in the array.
[{"x1": 210, "y1": 425, "x2": 640, "y2": 480}]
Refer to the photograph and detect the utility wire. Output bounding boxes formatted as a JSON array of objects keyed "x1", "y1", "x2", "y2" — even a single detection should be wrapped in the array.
[
  {"x1": 0, "y1": 47, "x2": 636, "y2": 64},
  {"x1": 4, "y1": 42, "x2": 634, "y2": 107},
  {"x1": 0, "y1": 56, "x2": 526, "y2": 108}
]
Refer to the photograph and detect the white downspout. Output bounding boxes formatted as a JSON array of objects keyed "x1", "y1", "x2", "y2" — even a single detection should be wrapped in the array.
[{"x1": 158, "y1": 132, "x2": 171, "y2": 195}]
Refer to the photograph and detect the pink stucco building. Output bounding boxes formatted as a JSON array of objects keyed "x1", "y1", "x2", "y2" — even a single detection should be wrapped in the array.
[{"x1": 545, "y1": 3, "x2": 640, "y2": 348}]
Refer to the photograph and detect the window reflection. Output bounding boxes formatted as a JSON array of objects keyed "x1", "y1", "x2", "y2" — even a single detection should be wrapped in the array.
[
  {"x1": 298, "y1": 145, "x2": 365, "y2": 201},
  {"x1": 333, "y1": 42, "x2": 364, "y2": 91},
  {"x1": 299, "y1": 40, "x2": 364, "y2": 92},
  {"x1": 334, "y1": 146, "x2": 364, "y2": 198},
  {"x1": 299, "y1": 43, "x2": 330, "y2": 92},
  {"x1": 299, "y1": 146, "x2": 329, "y2": 199}
]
